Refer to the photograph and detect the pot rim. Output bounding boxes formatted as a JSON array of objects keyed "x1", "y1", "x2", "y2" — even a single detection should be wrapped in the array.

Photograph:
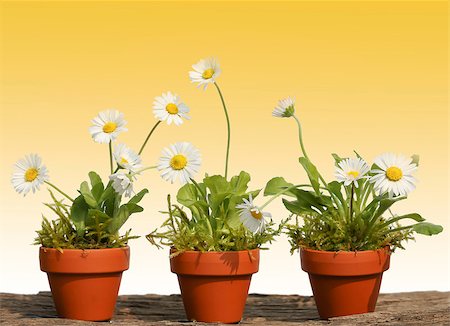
[
  {"x1": 39, "y1": 245, "x2": 130, "y2": 274},
  {"x1": 170, "y1": 247, "x2": 260, "y2": 255},
  {"x1": 300, "y1": 246, "x2": 391, "y2": 255},
  {"x1": 40, "y1": 245, "x2": 130, "y2": 252}
]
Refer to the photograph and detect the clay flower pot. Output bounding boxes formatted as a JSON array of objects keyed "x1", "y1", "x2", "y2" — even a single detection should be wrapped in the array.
[
  {"x1": 39, "y1": 246, "x2": 130, "y2": 321},
  {"x1": 300, "y1": 247, "x2": 391, "y2": 319},
  {"x1": 170, "y1": 249, "x2": 259, "y2": 323}
]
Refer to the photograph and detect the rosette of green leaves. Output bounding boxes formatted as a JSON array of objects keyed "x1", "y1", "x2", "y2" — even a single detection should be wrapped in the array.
[
  {"x1": 147, "y1": 171, "x2": 282, "y2": 254},
  {"x1": 265, "y1": 155, "x2": 443, "y2": 253},
  {"x1": 35, "y1": 171, "x2": 148, "y2": 250}
]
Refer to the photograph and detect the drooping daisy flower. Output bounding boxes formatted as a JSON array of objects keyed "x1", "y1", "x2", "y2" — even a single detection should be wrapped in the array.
[
  {"x1": 109, "y1": 172, "x2": 135, "y2": 197},
  {"x1": 335, "y1": 157, "x2": 370, "y2": 187},
  {"x1": 153, "y1": 92, "x2": 190, "y2": 126},
  {"x1": 158, "y1": 142, "x2": 201, "y2": 184},
  {"x1": 89, "y1": 110, "x2": 127, "y2": 144},
  {"x1": 11, "y1": 154, "x2": 49, "y2": 196},
  {"x1": 236, "y1": 194, "x2": 271, "y2": 234},
  {"x1": 189, "y1": 57, "x2": 221, "y2": 90},
  {"x1": 113, "y1": 144, "x2": 142, "y2": 172},
  {"x1": 370, "y1": 153, "x2": 417, "y2": 197},
  {"x1": 272, "y1": 97, "x2": 295, "y2": 118}
]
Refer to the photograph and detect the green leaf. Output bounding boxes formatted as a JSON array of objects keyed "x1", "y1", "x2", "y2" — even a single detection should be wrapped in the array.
[
  {"x1": 203, "y1": 175, "x2": 231, "y2": 195},
  {"x1": 380, "y1": 213, "x2": 425, "y2": 228},
  {"x1": 80, "y1": 181, "x2": 97, "y2": 208},
  {"x1": 108, "y1": 203, "x2": 144, "y2": 233},
  {"x1": 177, "y1": 183, "x2": 202, "y2": 207},
  {"x1": 412, "y1": 222, "x2": 443, "y2": 236},
  {"x1": 264, "y1": 177, "x2": 295, "y2": 197},
  {"x1": 70, "y1": 195, "x2": 88, "y2": 235},
  {"x1": 229, "y1": 171, "x2": 251, "y2": 194},
  {"x1": 86, "y1": 208, "x2": 111, "y2": 225},
  {"x1": 298, "y1": 157, "x2": 320, "y2": 194},
  {"x1": 128, "y1": 189, "x2": 149, "y2": 205},
  {"x1": 88, "y1": 171, "x2": 103, "y2": 189},
  {"x1": 331, "y1": 153, "x2": 346, "y2": 166},
  {"x1": 88, "y1": 172, "x2": 104, "y2": 202}
]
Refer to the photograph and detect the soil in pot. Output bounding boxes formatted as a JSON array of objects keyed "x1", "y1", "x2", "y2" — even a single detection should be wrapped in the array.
[
  {"x1": 300, "y1": 247, "x2": 390, "y2": 319},
  {"x1": 170, "y1": 249, "x2": 259, "y2": 324},
  {"x1": 39, "y1": 246, "x2": 130, "y2": 321}
]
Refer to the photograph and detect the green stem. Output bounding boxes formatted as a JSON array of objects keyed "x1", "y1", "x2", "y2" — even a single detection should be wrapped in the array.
[
  {"x1": 214, "y1": 82, "x2": 231, "y2": 179},
  {"x1": 293, "y1": 115, "x2": 309, "y2": 160},
  {"x1": 138, "y1": 120, "x2": 162, "y2": 155},
  {"x1": 134, "y1": 165, "x2": 158, "y2": 175},
  {"x1": 44, "y1": 181, "x2": 74, "y2": 202},
  {"x1": 109, "y1": 141, "x2": 113, "y2": 174},
  {"x1": 349, "y1": 183, "x2": 355, "y2": 222}
]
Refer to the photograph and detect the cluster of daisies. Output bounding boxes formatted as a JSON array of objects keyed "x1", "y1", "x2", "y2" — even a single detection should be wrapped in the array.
[{"x1": 11, "y1": 57, "x2": 223, "y2": 198}]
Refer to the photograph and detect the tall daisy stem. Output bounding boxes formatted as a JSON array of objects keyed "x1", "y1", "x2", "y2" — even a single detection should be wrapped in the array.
[
  {"x1": 214, "y1": 82, "x2": 231, "y2": 179},
  {"x1": 109, "y1": 141, "x2": 113, "y2": 174},
  {"x1": 44, "y1": 181, "x2": 74, "y2": 202},
  {"x1": 293, "y1": 115, "x2": 328, "y2": 187},
  {"x1": 135, "y1": 165, "x2": 158, "y2": 174},
  {"x1": 139, "y1": 120, "x2": 162, "y2": 155}
]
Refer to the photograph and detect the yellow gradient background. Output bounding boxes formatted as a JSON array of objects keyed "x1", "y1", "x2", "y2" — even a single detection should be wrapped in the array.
[{"x1": 0, "y1": 1, "x2": 448, "y2": 294}]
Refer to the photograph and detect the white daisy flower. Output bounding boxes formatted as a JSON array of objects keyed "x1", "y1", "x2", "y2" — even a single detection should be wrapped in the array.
[
  {"x1": 189, "y1": 57, "x2": 221, "y2": 90},
  {"x1": 153, "y1": 92, "x2": 190, "y2": 126},
  {"x1": 113, "y1": 144, "x2": 142, "y2": 172},
  {"x1": 370, "y1": 153, "x2": 417, "y2": 197},
  {"x1": 158, "y1": 142, "x2": 201, "y2": 184},
  {"x1": 11, "y1": 154, "x2": 49, "y2": 196},
  {"x1": 109, "y1": 172, "x2": 135, "y2": 197},
  {"x1": 272, "y1": 97, "x2": 295, "y2": 118},
  {"x1": 335, "y1": 157, "x2": 370, "y2": 187},
  {"x1": 236, "y1": 194, "x2": 271, "y2": 234},
  {"x1": 89, "y1": 110, "x2": 128, "y2": 144}
]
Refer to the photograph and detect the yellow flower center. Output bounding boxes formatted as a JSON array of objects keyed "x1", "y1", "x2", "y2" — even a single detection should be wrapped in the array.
[
  {"x1": 166, "y1": 103, "x2": 179, "y2": 114},
  {"x1": 170, "y1": 154, "x2": 188, "y2": 170},
  {"x1": 347, "y1": 170, "x2": 359, "y2": 179},
  {"x1": 250, "y1": 209, "x2": 263, "y2": 220},
  {"x1": 24, "y1": 168, "x2": 39, "y2": 182},
  {"x1": 103, "y1": 122, "x2": 117, "y2": 133},
  {"x1": 120, "y1": 157, "x2": 129, "y2": 165},
  {"x1": 202, "y1": 68, "x2": 215, "y2": 79},
  {"x1": 386, "y1": 166, "x2": 403, "y2": 181}
]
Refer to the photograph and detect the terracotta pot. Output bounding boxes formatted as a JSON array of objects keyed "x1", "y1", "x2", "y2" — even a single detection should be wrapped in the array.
[
  {"x1": 300, "y1": 247, "x2": 391, "y2": 319},
  {"x1": 170, "y1": 249, "x2": 259, "y2": 323},
  {"x1": 39, "y1": 246, "x2": 130, "y2": 321}
]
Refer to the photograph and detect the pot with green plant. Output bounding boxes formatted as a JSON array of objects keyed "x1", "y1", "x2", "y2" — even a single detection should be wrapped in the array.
[
  {"x1": 147, "y1": 58, "x2": 284, "y2": 324},
  {"x1": 12, "y1": 101, "x2": 195, "y2": 321},
  {"x1": 264, "y1": 97, "x2": 443, "y2": 319}
]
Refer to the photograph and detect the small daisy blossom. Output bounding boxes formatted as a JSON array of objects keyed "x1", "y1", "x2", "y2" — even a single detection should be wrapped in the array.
[
  {"x1": 11, "y1": 154, "x2": 49, "y2": 196},
  {"x1": 153, "y1": 92, "x2": 190, "y2": 126},
  {"x1": 370, "y1": 153, "x2": 417, "y2": 197},
  {"x1": 272, "y1": 97, "x2": 295, "y2": 118},
  {"x1": 158, "y1": 142, "x2": 201, "y2": 184},
  {"x1": 189, "y1": 57, "x2": 221, "y2": 90},
  {"x1": 335, "y1": 157, "x2": 370, "y2": 187},
  {"x1": 89, "y1": 110, "x2": 127, "y2": 144},
  {"x1": 113, "y1": 144, "x2": 142, "y2": 172},
  {"x1": 236, "y1": 194, "x2": 271, "y2": 234},
  {"x1": 109, "y1": 172, "x2": 135, "y2": 197}
]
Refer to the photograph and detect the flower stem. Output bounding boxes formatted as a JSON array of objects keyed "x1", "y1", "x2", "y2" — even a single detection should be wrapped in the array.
[
  {"x1": 139, "y1": 120, "x2": 162, "y2": 156},
  {"x1": 135, "y1": 165, "x2": 158, "y2": 174},
  {"x1": 349, "y1": 183, "x2": 355, "y2": 222},
  {"x1": 214, "y1": 82, "x2": 231, "y2": 179},
  {"x1": 109, "y1": 141, "x2": 113, "y2": 174},
  {"x1": 44, "y1": 181, "x2": 74, "y2": 202},
  {"x1": 293, "y1": 115, "x2": 309, "y2": 160}
]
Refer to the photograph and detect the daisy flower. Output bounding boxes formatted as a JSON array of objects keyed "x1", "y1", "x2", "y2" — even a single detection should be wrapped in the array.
[
  {"x1": 335, "y1": 157, "x2": 370, "y2": 187},
  {"x1": 89, "y1": 110, "x2": 127, "y2": 144},
  {"x1": 153, "y1": 92, "x2": 190, "y2": 126},
  {"x1": 158, "y1": 142, "x2": 201, "y2": 184},
  {"x1": 109, "y1": 172, "x2": 135, "y2": 197},
  {"x1": 272, "y1": 97, "x2": 295, "y2": 118},
  {"x1": 236, "y1": 194, "x2": 271, "y2": 234},
  {"x1": 113, "y1": 144, "x2": 142, "y2": 172},
  {"x1": 370, "y1": 153, "x2": 417, "y2": 197},
  {"x1": 11, "y1": 154, "x2": 49, "y2": 196},
  {"x1": 189, "y1": 57, "x2": 221, "y2": 90}
]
